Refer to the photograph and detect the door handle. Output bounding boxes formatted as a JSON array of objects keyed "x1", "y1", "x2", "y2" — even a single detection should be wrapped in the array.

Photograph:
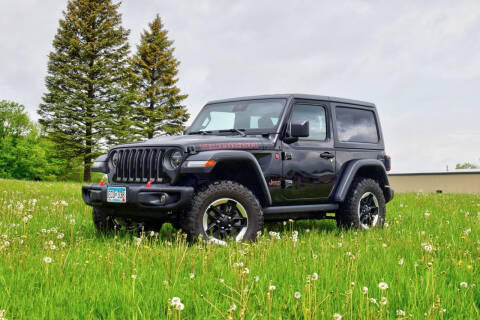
[{"x1": 320, "y1": 152, "x2": 335, "y2": 159}]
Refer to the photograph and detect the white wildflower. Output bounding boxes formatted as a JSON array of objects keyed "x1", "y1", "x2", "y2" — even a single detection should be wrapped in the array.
[
  {"x1": 175, "y1": 302, "x2": 184, "y2": 311},
  {"x1": 378, "y1": 282, "x2": 389, "y2": 290},
  {"x1": 460, "y1": 282, "x2": 468, "y2": 288},
  {"x1": 43, "y1": 256, "x2": 52, "y2": 264},
  {"x1": 380, "y1": 296, "x2": 388, "y2": 305},
  {"x1": 312, "y1": 272, "x2": 319, "y2": 281},
  {"x1": 362, "y1": 286, "x2": 368, "y2": 295},
  {"x1": 424, "y1": 244, "x2": 433, "y2": 252},
  {"x1": 333, "y1": 313, "x2": 342, "y2": 320},
  {"x1": 57, "y1": 233, "x2": 64, "y2": 239},
  {"x1": 171, "y1": 297, "x2": 181, "y2": 306},
  {"x1": 294, "y1": 291, "x2": 301, "y2": 299},
  {"x1": 396, "y1": 309, "x2": 406, "y2": 316},
  {"x1": 131, "y1": 274, "x2": 137, "y2": 279},
  {"x1": 398, "y1": 258, "x2": 404, "y2": 265},
  {"x1": 189, "y1": 273, "x2": 195, "y2": 279},
  {"x1": 269, "y1": 284, "x2": 276, "y2": 291}
]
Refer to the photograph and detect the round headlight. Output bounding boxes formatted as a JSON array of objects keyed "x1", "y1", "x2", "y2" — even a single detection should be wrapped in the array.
[
  {"x1": 111, "y1": 152, "x2": 119, "y2": 167},
  {"x1": 170, "y1": 151, "x2": 183, "y2": 168}
]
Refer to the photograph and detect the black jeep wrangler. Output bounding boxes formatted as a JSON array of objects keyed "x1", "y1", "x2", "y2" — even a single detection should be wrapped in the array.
[{"x1": 82, "y1": 94, "x2": 394, "y2": 243}]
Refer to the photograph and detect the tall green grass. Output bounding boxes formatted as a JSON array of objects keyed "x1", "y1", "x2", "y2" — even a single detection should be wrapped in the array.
[{"x1": 0, "y1": 179, "x2": 479, "y2": 319}]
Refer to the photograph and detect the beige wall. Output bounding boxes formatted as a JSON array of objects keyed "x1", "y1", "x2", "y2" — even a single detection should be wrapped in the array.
[{"x1": 389, "y1": 173, "x2": 480, "y2": 194}]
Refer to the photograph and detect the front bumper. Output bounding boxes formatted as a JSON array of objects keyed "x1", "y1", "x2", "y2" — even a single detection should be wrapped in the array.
[{"x1": 82, "y1": 183, "x2": 194, "y2": 210}]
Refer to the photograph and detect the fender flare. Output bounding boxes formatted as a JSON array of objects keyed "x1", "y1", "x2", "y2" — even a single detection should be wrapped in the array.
[
  {"x1": 181, "y1": 150, "x2": 272, "y2": 206},
  {"x1": 333, "y1": 159, "x2": 391, "y2": 202}
]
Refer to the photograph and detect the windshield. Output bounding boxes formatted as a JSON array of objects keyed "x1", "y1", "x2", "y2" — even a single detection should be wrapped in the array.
[{"x1": 189, "y1": 99, "x2": 286, "y2": 134}]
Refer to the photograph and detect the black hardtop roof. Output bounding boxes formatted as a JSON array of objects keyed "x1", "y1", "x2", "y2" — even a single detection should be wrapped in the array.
[{"x1": 206, "y1": 94, "x2": 376, "y2": 108}]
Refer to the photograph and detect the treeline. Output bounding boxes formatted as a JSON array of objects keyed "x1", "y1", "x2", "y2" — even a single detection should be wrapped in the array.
[{"x1": 1, "y1": 0, "x2": 189, "y2": 182}]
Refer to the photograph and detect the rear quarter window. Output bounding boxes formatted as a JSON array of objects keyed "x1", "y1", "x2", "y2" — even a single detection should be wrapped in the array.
[{"x1": 335, "y1": 107, "x2": 379, "y2": 143}]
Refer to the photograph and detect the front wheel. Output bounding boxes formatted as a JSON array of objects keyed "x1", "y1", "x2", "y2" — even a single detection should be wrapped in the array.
[
  {"x1": 182, "y1": 181, "x2": 263, "y2": 244},
  {"x1": 336, "y1": 178, "x2": 386, "y2": 229}
]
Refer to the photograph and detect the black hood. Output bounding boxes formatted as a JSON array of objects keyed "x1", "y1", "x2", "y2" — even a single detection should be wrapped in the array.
[{"x1": 112, "y1": 134, "x2": 276, "y2": 152}]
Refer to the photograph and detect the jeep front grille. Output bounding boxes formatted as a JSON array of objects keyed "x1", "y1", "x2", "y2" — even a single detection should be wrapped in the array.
[{"x1": 113, "y1": 147, "x2": 164, "y2": 183}]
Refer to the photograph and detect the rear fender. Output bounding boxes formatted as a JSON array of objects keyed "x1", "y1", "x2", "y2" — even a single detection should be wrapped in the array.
[{"x1": 334, "y1": 159, "x2": 393, "y2": 203}]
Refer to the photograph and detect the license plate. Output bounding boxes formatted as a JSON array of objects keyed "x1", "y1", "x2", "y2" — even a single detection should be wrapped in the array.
[{"x1": 107, "y1": 187, "x2": 127, "y2": 203}]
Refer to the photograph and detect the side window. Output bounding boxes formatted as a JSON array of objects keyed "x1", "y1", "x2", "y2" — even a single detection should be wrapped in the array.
[
  {"x1": 335, "y1": 107, "x2": 379, "y2": 143},
  {"x1": 290, "y1": 104, "x2": 327, "y2": 140}
]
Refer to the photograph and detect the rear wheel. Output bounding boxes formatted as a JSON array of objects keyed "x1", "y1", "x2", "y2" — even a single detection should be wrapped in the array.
[
  {"x1": 336, "y1": 178, "x2": 386, "y2": 229},
  {"x1": 182, "y1": 181, "x2": 263, "y2": 244}
]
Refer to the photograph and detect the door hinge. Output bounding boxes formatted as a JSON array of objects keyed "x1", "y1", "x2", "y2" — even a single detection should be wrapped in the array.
[{"x1": 282, "y1": 152, "x2": 293, "y2": 160}]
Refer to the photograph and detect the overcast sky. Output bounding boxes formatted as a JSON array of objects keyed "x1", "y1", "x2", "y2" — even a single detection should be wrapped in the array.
[{"x1": 1, "y1": 0, "x2": 479, "y2": 172}]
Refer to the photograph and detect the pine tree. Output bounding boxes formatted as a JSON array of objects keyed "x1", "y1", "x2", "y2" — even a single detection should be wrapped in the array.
[
  {"x1": 38, "y1": 0, "x2": 134, "y2": 182},
  {"x1": 131, "y1": 15, "x2": 189, "y2": 140}
]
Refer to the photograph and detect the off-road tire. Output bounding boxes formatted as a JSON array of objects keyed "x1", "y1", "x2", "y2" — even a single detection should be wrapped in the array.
[
  {"x1": 182, "y1": 180, "x2": 264, "y2": 242},
  {"x1": 336, "y1": 178, "x2": 386, "y2": 229}
]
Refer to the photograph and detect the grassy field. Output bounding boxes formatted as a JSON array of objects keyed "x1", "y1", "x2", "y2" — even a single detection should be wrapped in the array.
[{"x1": 0, "y1": 179, "x2": 479, "y2": 319}]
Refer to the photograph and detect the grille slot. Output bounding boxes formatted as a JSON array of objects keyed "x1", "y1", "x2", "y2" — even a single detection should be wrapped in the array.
[{"x1": 113, "y1": 148, "x2": 163, "y2": 183}]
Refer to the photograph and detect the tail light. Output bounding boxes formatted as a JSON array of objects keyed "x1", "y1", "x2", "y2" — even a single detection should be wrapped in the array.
[{"x1": 384, "y1": 155, "x2": 391, "y2": 172}]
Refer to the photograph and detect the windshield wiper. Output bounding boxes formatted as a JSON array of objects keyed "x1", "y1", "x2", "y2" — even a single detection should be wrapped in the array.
[
  {"x1": 218, "y1": 129, "x2": 247, "y2": 137},
  {"x1": 188, "y1": 130, "x2": 213, "y2": 135}
]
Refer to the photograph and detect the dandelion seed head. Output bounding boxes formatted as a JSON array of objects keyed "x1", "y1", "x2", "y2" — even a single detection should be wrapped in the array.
[
  {"x1": 362, "y1": 286, "x2": 368, "y2": 295},
  {"x1": 396, "y1": 309, "x2": 406, "y2": 316},
  {"x1": 460, "y1": 282, "x2": 468, "y2": 288},
  {"x1": 43, "y1": 256, "x2": 52, "y2": 264},
  {"x1": 268, "y1": 284, "x2": 276, "y2": 291},
  {"x1": 380, "y1": 296, "x2": 388, "y2": 305},
  {"x1": 378, "y1": 282, "x2": 389, "y2": 290},
  {"x1": 294, "y1": 291, "x2": 301, "y2": 299},
  {"x1": 333, "y1": 313, "x2": 342, "y2": 320}
]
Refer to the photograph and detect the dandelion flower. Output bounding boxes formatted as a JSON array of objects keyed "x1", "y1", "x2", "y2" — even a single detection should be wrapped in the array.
[
  {"x1": 228, "y1": 303, "x2": 237, "y2": 312},
  {"x1": 369, "y1": 298, "x2": 377, "y2": 304},
  {"x1": 243, "y1": 268, "x2": 249, "y2": 274},
  {"x1": 460, "y1": 282, "x2": 468, "y2": 288},
  {"x1": 254, "y1": 276, "x2": 259, "y2": 282},
  {"x1": 269, "y1": 284, "x2": 276, "y2": 291},
  {"x1": 131, "y1": 274, "x2": 137, "y2": 279},
  {"x1": 378, "y1": 282, "x2": 389, "y2": 290},
  {"x1": 219, "y1": 278, "x2": 225, "y2": 283},
  {"x1": 396, "y1": 310, "x2": 406, "y2": 316},
  {"x1": 312, "y1": 272, "x2": 319, "y2": 281},
  {"x1": 380, "y1": 296, "x2": 388, "y2": 305},
  {"x1": 57, "y1": 233, "x2": 64, "y2": 239},
  {"x1": 175, "y1": 302, "x2": 184, "y2": 311},
  {"x1": 171, "y1": 297, "x2": 181, "y2": 306},
  {"x1": 337, "y1": 242, "x2": 343, "y2": 248},
  {"x1": 163, "y1": 280, "x2": 169, "y2": 286},
  {"x1": 43, "y1": 256, "x2": 52, "y2": 264},
  {"x1": 398, "y1": 258, "x2": 404, "y2": 265},
  {"x1": 362, "y1": 286, "x2": 368, "y2": 295},
  {"x1": 294, "y1": 291, "x2": 301, "y2": 299},
  {"x1": 333, "y1": 313, "x2": 342, "y2": 320},
  {"x1": 189, "y1": 273, "x2": 195, "y2": 279},
  {"x1": 382, "y1": 243, "x2": 387, "y2": 248},
  {"x1": 424, "y1": 244, "x2": 433, "y2": 252}
]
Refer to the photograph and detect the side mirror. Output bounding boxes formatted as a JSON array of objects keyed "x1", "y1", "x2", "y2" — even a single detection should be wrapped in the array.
[{"x1": 290, "y1": 120, "x2": 309, "y2": 138}]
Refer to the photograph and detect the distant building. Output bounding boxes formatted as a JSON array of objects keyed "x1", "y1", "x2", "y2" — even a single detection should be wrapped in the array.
[{"x1": 389, "y1": 170, "x2": 480, "y2": 194}]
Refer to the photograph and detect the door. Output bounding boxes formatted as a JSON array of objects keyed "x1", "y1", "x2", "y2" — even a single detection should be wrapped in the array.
[{"x1": 281, "y1": 102, "x2": 336, "y2": 203}]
